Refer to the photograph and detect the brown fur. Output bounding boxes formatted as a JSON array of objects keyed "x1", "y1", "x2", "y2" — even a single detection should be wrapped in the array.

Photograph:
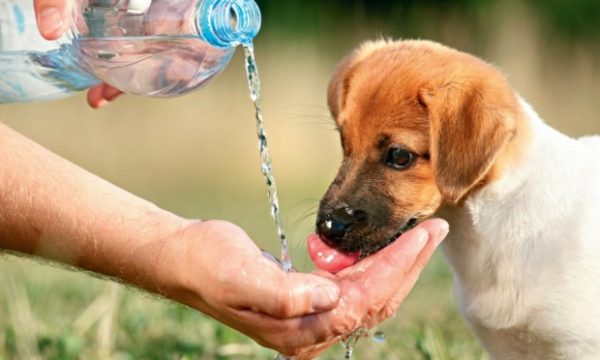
[{"x1": 319, "y1": 39, "x2": 530, "y2": 254}]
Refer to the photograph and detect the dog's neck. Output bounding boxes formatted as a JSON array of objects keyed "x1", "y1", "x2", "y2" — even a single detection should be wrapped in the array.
[
  {"x1": 438, "y1": 98, "x2": 587, "y2": 327},
  {"x1": 445, "y1": 97, "x2": 583, "y2": 242},
  {"x1": 475, "y1": 98, "x2": 580, "y2": 201}
]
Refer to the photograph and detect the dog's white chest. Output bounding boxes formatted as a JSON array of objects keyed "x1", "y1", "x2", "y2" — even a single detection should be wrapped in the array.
[{"x1": 442, "y1": 116, "x2": 600, "y2": 359}]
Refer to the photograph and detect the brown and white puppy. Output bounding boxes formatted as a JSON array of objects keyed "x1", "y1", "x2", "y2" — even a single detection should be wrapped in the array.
[{"x1": 315, "y1": 39, "x2": 600, "y2": 359}]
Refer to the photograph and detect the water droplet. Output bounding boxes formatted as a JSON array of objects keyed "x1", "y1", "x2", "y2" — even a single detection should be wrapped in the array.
[
  {"x1": 340, "y1": 327, "x2": 367, "y2": 359},
  {"x1": 372, "y1": 331, "x2": 386, "y2": 344}
]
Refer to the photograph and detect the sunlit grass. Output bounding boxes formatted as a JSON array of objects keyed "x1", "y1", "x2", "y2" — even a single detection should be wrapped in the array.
[{"x1": 0, "y1": 250, "x2": 485, "y2": 359}]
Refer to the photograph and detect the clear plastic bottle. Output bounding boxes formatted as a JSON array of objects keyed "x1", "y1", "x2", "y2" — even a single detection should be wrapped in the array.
[{"x1": 0, "y1": 0, "x2": 261, "y2": 103}]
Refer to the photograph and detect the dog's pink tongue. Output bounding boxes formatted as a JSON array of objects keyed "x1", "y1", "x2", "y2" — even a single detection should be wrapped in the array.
[{"x1": 307, "y1": 234, "x2": 360, "y2": 273}]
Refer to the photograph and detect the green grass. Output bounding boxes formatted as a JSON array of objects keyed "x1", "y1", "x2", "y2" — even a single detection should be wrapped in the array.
[{"x1": 0, "y1": 251, "x2": 485, "y2": 360}]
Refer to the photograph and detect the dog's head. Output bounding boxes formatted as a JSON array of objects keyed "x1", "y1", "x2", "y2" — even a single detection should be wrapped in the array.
[{"x1": 316, "y1": 40, "x2": 525, "y2": 257}]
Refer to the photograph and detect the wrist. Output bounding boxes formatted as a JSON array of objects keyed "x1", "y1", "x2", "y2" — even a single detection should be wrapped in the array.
[
  {"x1": 153, "y1": 219, "x2": 215, "y2": 312},
  {"x1": 155, "y1": 220, "x2": 248, "y2": 315}
]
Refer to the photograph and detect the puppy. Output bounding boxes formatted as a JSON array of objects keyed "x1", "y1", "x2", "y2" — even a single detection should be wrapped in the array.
[{"x1": 314, "y1": 39, "x2": 600, "y2": 359}]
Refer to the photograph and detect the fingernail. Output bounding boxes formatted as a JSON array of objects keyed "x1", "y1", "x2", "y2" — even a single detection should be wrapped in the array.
[
  {"x1": 102, "y1": 86, "x2": 123, "y2": 101},
  {"x1": 94, "y1": 99, "x2": 109, "y2": 109},
  {"x1": 39, "y1": 8, "x2": 64, "y2": 37},
  {"x1": 435, "y1": 223, "x2": 450, "y2": 246},
  {"x1": 311, "y1": 284, "x2": 340, "y2": 311}
]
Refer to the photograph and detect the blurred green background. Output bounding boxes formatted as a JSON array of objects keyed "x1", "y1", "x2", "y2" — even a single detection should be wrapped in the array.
[{"x1": 1, "y1": 0, "x2": 600, "y2": 359}]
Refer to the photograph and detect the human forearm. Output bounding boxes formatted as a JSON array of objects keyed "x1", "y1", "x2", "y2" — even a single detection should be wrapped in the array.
[{"x1": 0, "y1": 122, "x2": 185, "y2": 294}]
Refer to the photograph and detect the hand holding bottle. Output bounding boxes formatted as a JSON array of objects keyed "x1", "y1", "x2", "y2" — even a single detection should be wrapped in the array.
[
  {"x1": 3, "y1": 0, "x2": 259, "y2": 105},
  {"x1": 33, "y1": 0, "x2": 123, "y2": 107}
]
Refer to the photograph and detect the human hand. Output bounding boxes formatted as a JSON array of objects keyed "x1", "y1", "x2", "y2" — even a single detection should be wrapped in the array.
[
  {"x1": 163, "y1": 219, "x2": 447, "y2": 359},
  {"x1": 300, "y1": 219, "x2": 449, "y2": 358},
  {"x1": 162, "y1": 220, "x2": 342, "y2": 355},
  {"x1": 33, "y1": 0, "x2": 123, "y2": 108}
]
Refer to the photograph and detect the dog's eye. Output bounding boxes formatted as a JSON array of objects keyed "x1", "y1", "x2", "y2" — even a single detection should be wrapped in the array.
[{"x1": 384, "y1": 148, "x2": 415, "y2": 170}]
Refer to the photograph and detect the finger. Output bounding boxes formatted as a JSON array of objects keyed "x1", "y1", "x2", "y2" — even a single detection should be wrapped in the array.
[
  {"x1": 325, "y1": 219, "x2": 447, "y2": 328},
  {"x1": 87, "y1": 85, "x2": 108, "y2": 108},
  {"x1": 343, "y1": 218, "x2": 447, "y2": 279},
  {"x1": 217, "y1": 307, "x2": 334, "y2": 353},
  {"x1": 366, "y1": 220, "x2": 449, "y2": 327},
  {"x1": 388, "y1": 219, "x2": 449, "y2": 303},
  {"x1": 249, "y1": 220, "x2": 449, "y2": 349},
  {"x1": 234, "y1": 267, "x2": 341, "y2": 319},
  {"x1": 87, "y1": 84, "x2": 122, "y2": 108},
  {"x1": 417, "y1": 218, "x2": 450, "y2": 248},
  {"x1": 102, "y1": 85, "x2": 123, "y2": 101},
  {"x1": 34, "y1": 0, "x2": 68, "y2": 40},
  {"x1": 338, "y1": 224, "x2": 430, "y2": 288}
]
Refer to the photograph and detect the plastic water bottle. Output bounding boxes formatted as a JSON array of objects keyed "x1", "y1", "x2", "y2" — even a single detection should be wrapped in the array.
[{"x1": 0, "y1": 0, "x2": 261, "y2": 103}]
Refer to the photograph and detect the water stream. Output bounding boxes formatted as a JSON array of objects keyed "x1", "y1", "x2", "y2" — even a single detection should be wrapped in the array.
[
  {"x1": 341, "y1": 327, "x2": 368, "y2": 359},
  {"x1": 243, "y1": 44, "x2": 292, "y2": 273},
  {"x1": 242, "y1": 43, "x2": 383, "y2": 359}
]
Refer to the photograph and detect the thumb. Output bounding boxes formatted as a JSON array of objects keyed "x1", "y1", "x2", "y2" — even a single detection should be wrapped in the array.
[
  {"x1": 87, "y1": 84, "x2": 123, "y2": 109},
  {"x1": 337, "y1": 219, "x2": 447, "y2": 302},
  {"x1": 34, "y1": 0, "x2": 68, "y2": 40},
  {"x1": 241, "y1": 267, "x2": 341, "y2": 319}
]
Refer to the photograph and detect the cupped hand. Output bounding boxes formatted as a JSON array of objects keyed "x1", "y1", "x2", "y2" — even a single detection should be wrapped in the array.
[
  {"x1": 33, "y1": 0, "x2": 123, "y2": 108},
  {"x1": 165, "y1": 219, "x2": 448, "y2": 359},
  {"x1": 164, "y1": 220, "x2": 343, "y2": 355}
]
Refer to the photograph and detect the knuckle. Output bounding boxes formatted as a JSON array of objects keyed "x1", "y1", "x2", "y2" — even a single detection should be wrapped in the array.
[
  {"x1": 381, "y1": 304, "x2": 398, "y2": 320},
  {"x1": 365, "y1": 306, "x2": 381, "y2": 319},
  {"x1": 273, "y1": 289, "x2": 295, "y2": 318},
  {"x1": 413, "y1": 258, "x2": 428, "y2": 273},
  {"x1": 363, "y1": 307, "x2": 397, "y2": 330}
]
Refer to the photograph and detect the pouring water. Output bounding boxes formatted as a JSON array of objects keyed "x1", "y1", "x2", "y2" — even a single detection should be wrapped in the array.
[
  {"x1": 242, "y1": 43, "x2": 293, "y2": 273},
  {"x1": 243, "y1": 42, "x2": 388, "y2": 360}
]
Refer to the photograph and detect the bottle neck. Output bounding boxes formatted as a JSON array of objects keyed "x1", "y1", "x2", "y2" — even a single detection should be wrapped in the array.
[{"x1": 197, "y1": 0, "x2": 261, "y2": 48}]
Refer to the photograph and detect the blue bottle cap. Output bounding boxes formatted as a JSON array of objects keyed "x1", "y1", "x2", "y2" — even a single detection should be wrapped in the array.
[{"x1": 198, "y1": 0, "x2": 262, "y2": 48}]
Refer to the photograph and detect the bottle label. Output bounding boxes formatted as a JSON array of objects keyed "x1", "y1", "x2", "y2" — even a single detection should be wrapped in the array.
[
  {"x1": 12, "y1": 3, "x2": 26, "y2": 33},
  {"x1": 0, "y1": 0, "x2": 58, "y2": 52},
  {"x1": 0, "y1": 0, "x2": 94, "y2": 102}
]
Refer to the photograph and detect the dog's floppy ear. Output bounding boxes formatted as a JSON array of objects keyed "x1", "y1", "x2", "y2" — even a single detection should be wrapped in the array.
[
  {"x1": 420, "y1": 79, "x2": 517, "y2": 205},
  {"x1": 327, "y1": 55, "x2": 357, "y2": 120}
]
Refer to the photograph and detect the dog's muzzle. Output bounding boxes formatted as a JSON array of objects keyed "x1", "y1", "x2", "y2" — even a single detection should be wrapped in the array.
[{"x1": 316, "y1": 204, "x2": 367, "y2": 246}]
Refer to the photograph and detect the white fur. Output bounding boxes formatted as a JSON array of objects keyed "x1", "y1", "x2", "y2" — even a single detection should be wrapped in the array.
[{"x1": 441, "y1": 99, "x2": 600, "y2": 359}]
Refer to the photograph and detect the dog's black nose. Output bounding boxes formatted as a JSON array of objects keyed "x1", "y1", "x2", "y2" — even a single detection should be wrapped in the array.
[{"x1": 317, "y1": 205, "x2": 362, "y2": 245}]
